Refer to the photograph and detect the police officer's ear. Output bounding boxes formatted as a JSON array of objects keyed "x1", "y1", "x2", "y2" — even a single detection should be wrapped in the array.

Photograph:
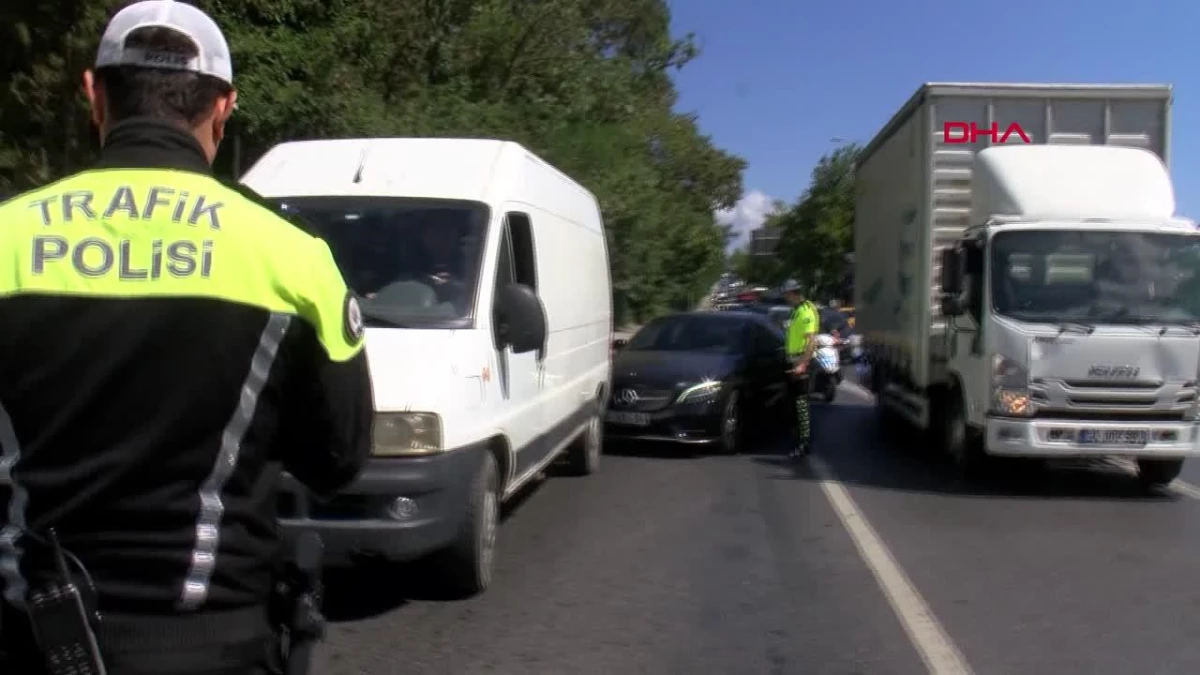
[
  {"x1": 210, "y1": 88, "x2": 238, "y2": 145},
  {"x1": 82, "y1": 69, "x2": 106, "y2": 132}
]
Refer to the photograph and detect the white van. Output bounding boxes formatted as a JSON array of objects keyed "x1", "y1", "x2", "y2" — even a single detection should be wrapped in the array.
[{"x1": 241, "y1": 138, "x2": 613, "y2": 595}]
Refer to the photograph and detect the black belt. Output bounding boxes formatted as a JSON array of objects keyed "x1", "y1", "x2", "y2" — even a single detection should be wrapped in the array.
[{"x1": 96, "y1": 605, "x2": 272, "y2": 651}]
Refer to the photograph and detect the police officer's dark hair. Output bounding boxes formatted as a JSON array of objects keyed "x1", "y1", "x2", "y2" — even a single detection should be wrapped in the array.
[{"x1": 94, "y1": 26, "x2": 232, "y2": 127}]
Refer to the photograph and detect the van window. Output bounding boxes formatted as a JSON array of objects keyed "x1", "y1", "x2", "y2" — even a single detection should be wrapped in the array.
[
  {"x1": 495, "y1": 224, "x2": 515, "y2": 288},
  {"x1": 505, "y1": 212, "x2": 537, "y2": 290},
  {"x1": 274, "y1": 197, "x2": 489, "y2": 328}
]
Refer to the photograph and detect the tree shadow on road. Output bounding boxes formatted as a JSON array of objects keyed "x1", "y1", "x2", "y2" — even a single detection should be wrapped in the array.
[{"x1": 752, "y1": 399, "x2": 1180, "y2": 503}]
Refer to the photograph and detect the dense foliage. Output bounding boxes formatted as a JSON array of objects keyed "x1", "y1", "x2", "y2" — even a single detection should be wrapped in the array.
[
  {"x1": 0, "y1": 0, "x2": 744, "y2": 324},
  {"x1": 731, "y1": 143, "x2": 860, "y2": 301}
]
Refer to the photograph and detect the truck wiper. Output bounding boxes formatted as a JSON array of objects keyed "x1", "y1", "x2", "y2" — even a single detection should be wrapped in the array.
[
  {"x1": 1057, "y1": 321, "x2": 1095, "y2": 335},
  {"x1": 1088, "y1": 305, "x2": 1130, "y2": 322},
  {"x1": 1158, "y1": 323, "x2": 1200, "y2": 336}
]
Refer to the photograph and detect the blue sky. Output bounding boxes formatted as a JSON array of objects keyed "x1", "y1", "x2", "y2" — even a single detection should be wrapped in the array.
[{"x1": 668, "y1": 0, "x2": 1200, "y2": 248}]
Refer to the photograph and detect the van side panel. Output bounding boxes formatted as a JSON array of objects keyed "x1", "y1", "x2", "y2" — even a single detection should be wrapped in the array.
[{"x1": 512, "y1": 154, "x2": 612, "y2": 436}]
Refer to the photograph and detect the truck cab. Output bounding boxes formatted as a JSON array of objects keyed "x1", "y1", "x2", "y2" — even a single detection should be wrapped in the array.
[{"x1": 936, "y1": 145, "x2": 1200, "y2": 486}]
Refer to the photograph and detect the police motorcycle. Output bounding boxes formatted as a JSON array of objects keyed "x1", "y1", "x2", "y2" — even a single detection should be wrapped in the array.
[{"x1": 812, "y1": 332, "x2": 843, "y2": 403}]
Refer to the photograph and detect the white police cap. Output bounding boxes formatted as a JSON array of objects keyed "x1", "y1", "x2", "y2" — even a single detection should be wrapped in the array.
[{"x1": 95, "y1": 0, "x2": 233, "y2": 85}]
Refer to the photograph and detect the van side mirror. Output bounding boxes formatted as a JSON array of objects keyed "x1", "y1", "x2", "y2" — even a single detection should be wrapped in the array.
[
  {"x1": 939, "y1": 248, "x2": 963, "y2": 296},
  {"x1": 495, "y1": 283, "x2": 547, "y2": 354}
]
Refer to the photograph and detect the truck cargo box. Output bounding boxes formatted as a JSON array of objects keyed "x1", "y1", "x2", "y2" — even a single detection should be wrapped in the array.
[{"x1": 853, "y1": 82, "x2": 1172, "y2": 389}]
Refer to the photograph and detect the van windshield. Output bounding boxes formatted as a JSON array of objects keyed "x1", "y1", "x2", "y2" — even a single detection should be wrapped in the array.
[
  {"x1": 273, "y1": 197, "x2": 490, "y2": 328},
  {"x1": 990, "y1": 229, "x2": 1200, "y2": 325}
]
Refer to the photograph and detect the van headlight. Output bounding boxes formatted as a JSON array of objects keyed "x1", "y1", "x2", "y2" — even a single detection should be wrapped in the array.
[
  {"x1": 374, "y1": 412, "x2": 443, "y2": 456},
  {"x1": 676, "y1": 381, "x2": 723, "y2": 404},
  {"x1": 991, "y1": 353, "x2": 1032, "y2": 417}
]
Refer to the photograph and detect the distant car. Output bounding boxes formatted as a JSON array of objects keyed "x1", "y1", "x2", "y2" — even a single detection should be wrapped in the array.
[
  {"x1": 606, "y1": 312, "x2": 791, "y2": 453},
  {"x1": 767, "y1": 304, "x2": 791, "y2": 329},
  {"x1": 737, "y1": 301, "x2": 791, "y2": 330}
]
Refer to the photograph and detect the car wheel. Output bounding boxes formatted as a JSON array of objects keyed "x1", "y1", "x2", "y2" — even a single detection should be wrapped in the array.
[
  {"x1": 428, "y1": 451, "x2": 500, "y2": 598},
  {"x1": 719, "y1": 391, "x2": 741, "y2": 454},
  {"x1": 1136, "y1": 458, "x2": 1184, "y2": 490},
  {"x1": 566, "y1": 403, "x2": 603, "y2": 476}
]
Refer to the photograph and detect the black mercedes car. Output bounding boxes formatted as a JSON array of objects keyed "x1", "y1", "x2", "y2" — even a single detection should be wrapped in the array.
[{"x1": 606, "y1": 312, "x2": 791, "y2": 453}]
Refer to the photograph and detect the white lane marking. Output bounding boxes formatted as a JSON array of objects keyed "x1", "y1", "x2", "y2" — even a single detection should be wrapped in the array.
[
  {"x1": 1105, "y1": 458, "x2": 1200, "y2": 499},
  {"x1": 811, "y1": 455, "x2": 975, "y2": 675}
]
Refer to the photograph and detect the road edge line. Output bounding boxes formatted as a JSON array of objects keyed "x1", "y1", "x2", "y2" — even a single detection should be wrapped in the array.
[{"x1": 811, "y1": 456, "x2": 975, "y2": 675}]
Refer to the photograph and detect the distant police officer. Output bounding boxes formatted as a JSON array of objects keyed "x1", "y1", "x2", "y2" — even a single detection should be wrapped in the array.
[
  {"x1": 782, "y1": 279, "x2": 819, "y2": 457},
  {"x1": 0, "y1": 2, "x2": 373, "y2": 673}
]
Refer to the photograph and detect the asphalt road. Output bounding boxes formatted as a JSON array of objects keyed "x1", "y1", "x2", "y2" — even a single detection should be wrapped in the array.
[{"x1": 313, "y1": 384, "x2": 1200, "y2": 675}]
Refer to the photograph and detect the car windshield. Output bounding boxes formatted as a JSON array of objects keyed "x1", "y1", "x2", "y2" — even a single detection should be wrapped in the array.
[
  {"x1": 990, "y1": 229, "x2": 1200, "y2": 325},
  {"x1": 626, "y1": 315, "x2": 745, "y2": 354},
  {"x1": 274, "y1": 197, "x2": 489, "y2": 328}
]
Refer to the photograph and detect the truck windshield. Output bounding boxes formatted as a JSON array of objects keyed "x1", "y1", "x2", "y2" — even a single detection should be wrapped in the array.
[
  {"x1": 273, "y1": 197, "x2": 489, "y2": 328},
  {"x1": 990, "y1": 230, "x2": 1200, "y2": 325}
]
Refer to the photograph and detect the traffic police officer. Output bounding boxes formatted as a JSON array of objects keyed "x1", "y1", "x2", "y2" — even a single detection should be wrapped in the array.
[
  {"x1": 0, "y1": 2, "x2": 373, "y2": 673},
  {"x1": 783, "y1": 279, "x2": 820, "y2": 457}
]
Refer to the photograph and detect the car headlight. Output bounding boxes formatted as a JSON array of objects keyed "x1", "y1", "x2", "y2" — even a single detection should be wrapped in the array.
[
  {"x1": 374, "y1": 412, "x2": 443, "y2": 456},
  {"x1": 990, "y1": 353, "x2": 1032, "y2": 417},
  {"x1": 676, "y1": 381, "x2": 723, "y2": 405}
]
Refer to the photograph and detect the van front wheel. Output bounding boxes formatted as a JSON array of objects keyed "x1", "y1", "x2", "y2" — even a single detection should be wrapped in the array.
[
  {"x1": 566, "y1": 406, "x2": 603, "y2": 476},
  {"x1": 428, "y1": 451, "x2": 500, "y2": 598}
]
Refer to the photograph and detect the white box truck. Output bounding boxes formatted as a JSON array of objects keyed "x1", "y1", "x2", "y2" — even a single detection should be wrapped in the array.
[{"x1": 855, "y1": 82, "x2": 1200, "y2": 487}]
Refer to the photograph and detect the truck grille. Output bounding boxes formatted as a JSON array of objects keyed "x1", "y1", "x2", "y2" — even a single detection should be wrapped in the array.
[
  {"x1": 609, "y1": 386, "x2": 673, "y2": 412},
  {"x1": 1029, "y1": 378, "x2": 1195, "y2": 420}
]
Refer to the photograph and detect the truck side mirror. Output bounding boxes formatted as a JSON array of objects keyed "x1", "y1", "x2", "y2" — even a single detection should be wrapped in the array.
[
  {"x1": 939, "y1": 248, "x2": 963, "y2": 296},
  {"x1": 940, "y1": 295, "x2": 964, "y2": 317}
]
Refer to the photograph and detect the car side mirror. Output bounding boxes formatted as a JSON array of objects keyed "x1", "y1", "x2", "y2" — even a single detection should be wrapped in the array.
[
  {"x1": 495, "y1": 283, "x2": 547, "y2": 354},
  {"x1": 940, "y1": 294, "x2": 964, "y2": 317}
]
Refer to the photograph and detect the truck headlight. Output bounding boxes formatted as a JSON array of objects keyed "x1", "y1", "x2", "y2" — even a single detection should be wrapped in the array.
[
  {"x1": 991, "y1": 353, "x2": 1032, "y2": 417},
  {"x1": 676, "y1": 381, "x2": 723, "y2": 404},
  {"x1": 374, "y1": 412, "x2": 443, "y2": 456},
  {"x1": 1188, "y1": 366, "x2": 1200, "y2": 421}
]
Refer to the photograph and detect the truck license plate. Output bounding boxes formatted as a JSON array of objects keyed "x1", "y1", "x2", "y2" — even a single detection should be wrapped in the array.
[
  {"x1": 606, "y1": 411, "x2": 650, "y2": 426},
  {"x1": 1078, "y1": 429, "x2": 1148, "y2": 445}
]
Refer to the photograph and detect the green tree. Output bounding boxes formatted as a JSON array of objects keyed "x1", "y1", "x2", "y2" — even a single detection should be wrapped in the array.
[
  {"x1": 0, "y1": 0, "x2": 744, "y2": 326},
  {"x1": 775, "y1": 142, "x2": 860, "y2": 300}
]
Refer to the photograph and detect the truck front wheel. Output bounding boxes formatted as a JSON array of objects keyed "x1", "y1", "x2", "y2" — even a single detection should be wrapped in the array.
[
  {"x1": 1135, "y1": 458, "x2": 1184, "y2": 490},
  {"x1": 943, "y1": 392, "x2": 986, "y2": 480}
]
